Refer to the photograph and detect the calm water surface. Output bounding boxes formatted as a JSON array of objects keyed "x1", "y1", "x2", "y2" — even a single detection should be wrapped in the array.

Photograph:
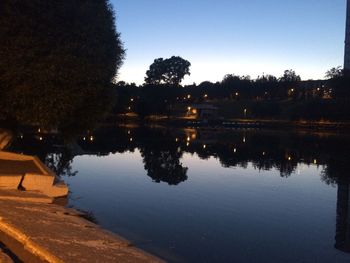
[{"x1": 9, "y1": 127, "x2": 350, "y2": 262}]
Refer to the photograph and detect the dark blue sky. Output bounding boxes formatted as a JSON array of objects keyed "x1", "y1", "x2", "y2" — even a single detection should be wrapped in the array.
[{"x1": 112, "y1": 0, "x2": 346, "y2": 84}]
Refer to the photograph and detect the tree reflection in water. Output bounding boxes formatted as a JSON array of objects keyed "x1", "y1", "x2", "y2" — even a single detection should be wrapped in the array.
[
  {"x1": 140, "y1": 148, "x2": 188, "y2": 185},
  {"x1": 8, "y1": 127, "x2": 350, "y2": 183},
  {"x1": 45, "y1": 150, "x2": 77, "y2": 178}
]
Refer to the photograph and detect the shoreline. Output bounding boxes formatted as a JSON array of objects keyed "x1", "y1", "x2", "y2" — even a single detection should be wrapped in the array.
[
  {"x1": 0, "y1": 190, "x2": 162, "y2": 263},
  {"x1": 112, "y1": 116, "x2": 350, "y2": 132}
]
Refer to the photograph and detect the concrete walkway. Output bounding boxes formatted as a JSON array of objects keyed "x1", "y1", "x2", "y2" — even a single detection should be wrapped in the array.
[{"x1": 0, "y1": 192, "x2": 162, "y2": 262}]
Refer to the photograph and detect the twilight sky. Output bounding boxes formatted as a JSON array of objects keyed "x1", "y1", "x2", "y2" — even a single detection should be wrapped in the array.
[{"x1": 112, "y1": 0, "x2": 346, "y2": 85}]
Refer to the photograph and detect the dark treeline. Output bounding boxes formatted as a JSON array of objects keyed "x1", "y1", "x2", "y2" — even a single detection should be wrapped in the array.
[
  {"x1": 114, "y1": 67, "x2": 350, "y2": 122},
  {"x1": 9, "y1": 127, "x2": 350, "y2": 186}
]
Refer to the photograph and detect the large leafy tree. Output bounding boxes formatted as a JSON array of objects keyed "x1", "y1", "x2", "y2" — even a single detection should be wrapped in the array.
[
  {"x1": 0, "y1": 0, "x2": 124, "y2": 131},
  {"x1": 145, "y1": 56, "x2": 191, "y2": 85}
]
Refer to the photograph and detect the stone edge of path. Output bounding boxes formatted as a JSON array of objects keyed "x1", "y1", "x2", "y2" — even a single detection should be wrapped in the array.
[
  {"x1": 0, "y1": 217, "x2": 63, "y2": 263},
  {"x1": 0, "y1": 197, "x2": 164, "y2": 263}
]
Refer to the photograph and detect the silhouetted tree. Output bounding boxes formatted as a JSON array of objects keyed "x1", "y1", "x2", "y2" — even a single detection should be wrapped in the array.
[
  {"x1": 326, "y1": 66, "x2": 344, "y2": 79},
  {"x1": 222, "y1": 74, "x2": 242, "y2": 85},
  {"x1": 144, "y1": 58, "x2": 166, "y2": 85},
  {"x1": 279, "y1": 70, "x2": 301, "y2": 82},
  {"x1": 221, "y1": 74, "x2": 252, "y2": 99},
  {"x1": 256, "y1": 74, "x2": 278, "y2": 83},
  {"x1": 145, "y1": 56, "x2": 191, "y2": 85},
  {"x1": 0, "y1": 0, "x2": 125, "y2": 131},
  {"x1": 254, "y1": 74, "x2": 279, "y2": 99}
]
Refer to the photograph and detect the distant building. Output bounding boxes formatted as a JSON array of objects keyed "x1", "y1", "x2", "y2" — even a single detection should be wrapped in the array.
[
  {"x1": 345, "y1": 0, "x2": 350, "y2": 70},
  {"x1": 186, "y1": 104, "x2": 218, "y2": 120}
]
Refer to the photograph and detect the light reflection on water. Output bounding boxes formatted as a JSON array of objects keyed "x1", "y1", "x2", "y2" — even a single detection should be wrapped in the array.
[{"x1": 8, "y1": 128, "x2": 350, "y2": 262}]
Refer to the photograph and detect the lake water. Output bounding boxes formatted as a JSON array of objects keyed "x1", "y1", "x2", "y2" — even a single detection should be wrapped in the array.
[{"x1": 9, "y1": 127, "x2": 350, "y2": 262}]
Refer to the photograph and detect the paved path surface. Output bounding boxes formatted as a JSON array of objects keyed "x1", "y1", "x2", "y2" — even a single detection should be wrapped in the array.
[
  {"x1": 0, "y1": 193, "x2": 162, "y2": 263},
  {"x1": 0, "y1": 189, "x2": 53, "y2": 204}
]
